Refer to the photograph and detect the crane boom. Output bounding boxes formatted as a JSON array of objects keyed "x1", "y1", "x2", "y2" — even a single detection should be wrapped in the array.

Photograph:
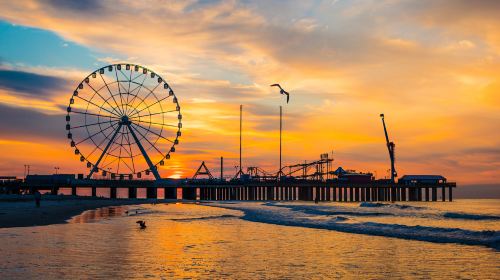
[{"x1": 380, "y1": 114, "x2": 397, "y2": 183}]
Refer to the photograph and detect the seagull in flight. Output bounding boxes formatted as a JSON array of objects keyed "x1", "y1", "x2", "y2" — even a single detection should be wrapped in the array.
[{"x1": 270, "y1": 84, "x2": 290, "y2": 103}]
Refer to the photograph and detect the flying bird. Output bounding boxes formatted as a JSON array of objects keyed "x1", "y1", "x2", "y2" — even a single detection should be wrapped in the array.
[
  {"x1": 136, "y1": 220, "x2": 147, "y2": 229},
  {"x1": 270, "y1": 84, "x2": 290, "y2": 103}
]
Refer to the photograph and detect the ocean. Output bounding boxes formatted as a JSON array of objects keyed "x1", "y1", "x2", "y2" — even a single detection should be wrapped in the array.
[{"x1": 0, "y1": 200, "x2": 498, "y2": 279}]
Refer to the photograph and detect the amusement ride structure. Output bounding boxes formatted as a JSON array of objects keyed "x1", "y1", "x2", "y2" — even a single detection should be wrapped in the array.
[{"x1": 65, "y1": 63, "x2": 182, "y2": 180}]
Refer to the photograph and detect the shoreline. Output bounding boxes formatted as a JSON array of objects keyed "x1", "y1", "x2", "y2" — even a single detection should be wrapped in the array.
[{"x1": 0, "y1": 194, "x2": 175, "y2": 228}]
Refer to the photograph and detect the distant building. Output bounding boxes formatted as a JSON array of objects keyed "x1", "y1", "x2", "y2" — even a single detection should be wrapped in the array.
[
  {"x1": 25, "y1": 174, "x2": 75, "y2": 185},
  {"x1": 334, "y1": 167, "x2": 373, "y2": 183},
  {"x1": 398, "y1": 175, "x2": 446, "y2": 185}
]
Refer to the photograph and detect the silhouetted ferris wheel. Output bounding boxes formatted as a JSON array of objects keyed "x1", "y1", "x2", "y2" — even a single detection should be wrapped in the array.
[{"x1": 65, "y1": 63, "x2": 182, "y2": 180}]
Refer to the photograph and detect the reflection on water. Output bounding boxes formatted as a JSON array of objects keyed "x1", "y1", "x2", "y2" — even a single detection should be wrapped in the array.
[
  {"x1": 69, "y1": 206, "x2": 129, "y2": 224},
  {"x1": 0, "y1": 203, "x2": 498, "y2": 279}
]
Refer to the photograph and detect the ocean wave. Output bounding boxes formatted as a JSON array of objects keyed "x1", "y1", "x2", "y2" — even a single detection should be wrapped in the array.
[
  {"x1": 266, "y1": 203, "x2": 393, "y2": 217},
  {"x1": 359, "y1": 202, "x2": 426, "y2": 210},
  {"x1": 214, "y1": 204, "x2": 500, "y2": 250},
  {"x1": 169, "y1": 214, "x2": 240, "y2": 222},
  {"x1": 443, "y1": 212, "x2": 500, "y2": 221}
]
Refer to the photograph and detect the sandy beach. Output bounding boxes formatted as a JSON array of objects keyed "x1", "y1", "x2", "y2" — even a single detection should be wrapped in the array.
[{"x1": 0, "y1": 194, "x2": 171, "y2": 228}]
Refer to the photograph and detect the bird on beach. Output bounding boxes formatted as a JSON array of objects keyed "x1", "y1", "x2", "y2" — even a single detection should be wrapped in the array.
[
  {"x1": 136, "y1": 220, "x2": 147, "y2": 229},
  {"x1": 270, "y1": 84, "x2": 290, "y2": 103}
]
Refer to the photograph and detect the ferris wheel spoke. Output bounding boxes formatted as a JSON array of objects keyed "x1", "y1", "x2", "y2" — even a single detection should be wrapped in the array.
[
  {"x1": 99, "y1": 72, "x2": 124, "y2": 116},
  {"x1": 70, "y1": 119, "x2": 117, "y2": 130},
  {"x1": 101, "y1": 155, "x2": 118, "y2": 170},
  {"x1": 75, "y1": 123, "x2": 115, "y2": 145},
  {"x1": 129, "y1": 109, "x2": 178, "y2": 120},
  {"x1": 128, "y1": 82, "x2": 163, "y2": 116},
  {"x1": 115, "y1": 128, "x2": 135, "y2": 174},
  {"x1": 132, "y1": 122, "x2": 174, "y2": 144},
  {"x1": 75, "y1": 95, "x2": 121, "y2": 118},
  {"x1": 115, "y1": 127, "x2": 126, "y2": 174},
  {"x1": 86, "y1": 123, "x2": 119, "y2": 158},
  {"x1": 106, "y1": 133, "x2": 125, "y2": 158},
  {"x1": 133, "y1": 118, "x2": 177, "y2": 128},
  {"x1": 124, "y1": 75, "x2": 148, "y2": 115},
  {"x1": 124, "y1": 69, "x2": 133, "y2": 115},
  {"x1": 85, "y1": 82, "x2": 122, "y2": 117},
  {"x1": 71, "y1": 110, "x2": 121, "y2": 120},
  {"x1": 124, "y1": 128, "x2": 136, "y2": 173},
  {"x1": 130, "y1": 72, "x2": 145, "y2": 82},
  {"x1": 87, "y1": 122, "x2": 123, "y2": 178},
  {"x1": 114, "y1": 68, "x2": 126, "y2": 115},
  {"x1": 130, "y1": 94, "x2": 171, "y2": 118},
  {"x1": 129, "y1": 123, "x2": 165, "y2": 157}
]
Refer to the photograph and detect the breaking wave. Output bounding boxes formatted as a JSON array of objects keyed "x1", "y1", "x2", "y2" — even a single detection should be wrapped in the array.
[
  {"x1": 169, "y1": 214, "x2": 240, "y2": 222},
  {"x1": 359, "y1": 202, "x2": 427, "y2": 210},
  {"x1": 212, "y1": 203, "x2": 500, "y2": 250},
  {"x1": 443, "y1": 212, "x2": 500, "y2": 221}
]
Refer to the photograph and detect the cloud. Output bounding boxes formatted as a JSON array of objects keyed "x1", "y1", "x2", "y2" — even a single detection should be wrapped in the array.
[
  {"x1": 0, "y1": 69, "x2": 70, "y2": 99},
  {"x1": 0, "y1": 103, "x2": 65, "y2": 140},
  {"x1": 0, "y1": 1, "x2": 498, "y2": 183},
  {"x1": 43, "y1": 0, "x2": 104, "y2": 13}
]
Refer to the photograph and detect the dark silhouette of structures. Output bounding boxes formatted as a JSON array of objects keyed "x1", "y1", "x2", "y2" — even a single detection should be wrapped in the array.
[
  {"x1": 192, "y1": 161, "x2": 214, "y2": 179},
  {"x1": 234, "y1": 105, "x2": 245, "y2": 179},
  {"x1": 277, "y1": 105, "x2": 285, "y2": 179},
  {"x1": 66, "y1": 63, "x2": 181, "y2": 181},
  {"x1": 34, "y1": 190, "x2": 41, "y2": 207},
  {"x1": 271, "y1": 84, "x2": 290, "y2": 180},
  {"x1": 380, "y1": 114, "x2": 397, "y2": 183},
  {"x1": 220, "y1": 156, "x2": 224, "y2": 181}
]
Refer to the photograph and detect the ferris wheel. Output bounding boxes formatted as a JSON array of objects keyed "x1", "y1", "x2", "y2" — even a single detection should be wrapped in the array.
[{"x1": 65, "y1": 63, "x2": 182, "y2": 180}]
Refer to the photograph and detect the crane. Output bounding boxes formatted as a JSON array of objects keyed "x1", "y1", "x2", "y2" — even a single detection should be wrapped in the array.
[{"x1": 380, "y1": 114, "x2": 397, "y2": 183}]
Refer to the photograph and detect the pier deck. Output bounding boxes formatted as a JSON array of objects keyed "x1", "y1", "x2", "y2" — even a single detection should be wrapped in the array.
[{"x1": 8, "y1": 180, "x2": 456, "y2": 202}]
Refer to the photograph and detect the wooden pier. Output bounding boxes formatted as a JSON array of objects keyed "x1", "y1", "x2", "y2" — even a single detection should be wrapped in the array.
[
  {"x1": 13, "y1": 180, "x2": 456, "y2": 202},
  {"x1": 195, "y1": 182, "x2": 455, "y2": 202}
]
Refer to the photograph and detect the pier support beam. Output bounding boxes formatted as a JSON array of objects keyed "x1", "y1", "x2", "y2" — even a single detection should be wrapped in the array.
[
  {"x1": 146, "y1": 187, "x2": 157, "y2": 199},
  {"x1": 128, "y1": 187, "x2": 137, "y2": 199},
  {"x1": 110, "y1": 187, "x2": 117, "y2": 199},
  {"x1": 164, "y1": 187, "x2": 177, "y2": 199},
  {"x1": 71, "y1": 186, "x2": 77, "y2": 196},
  {"x1": 182, "y1": 187, "x2": 196, "y2": 200},
  {"x1": 92, "y1": 187, "x2": 97, "y2": 197}
]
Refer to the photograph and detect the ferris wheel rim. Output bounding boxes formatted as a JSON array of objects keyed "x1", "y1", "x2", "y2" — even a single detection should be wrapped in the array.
[{"x1": 65, "y1": 63, "x2": 182, "y2": 178}]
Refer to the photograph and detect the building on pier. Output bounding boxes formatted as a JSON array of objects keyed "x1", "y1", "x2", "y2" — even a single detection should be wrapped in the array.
[
  {"x1": 399, "y1": 175, "x2": 446, "y2": 185},
  {"x1": 333, "y1": 167, "x2": 373, "y2": 183}
]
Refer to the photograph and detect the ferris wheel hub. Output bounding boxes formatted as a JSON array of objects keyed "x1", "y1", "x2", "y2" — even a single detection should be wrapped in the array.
[{"x1": 120, "y1": 115, "x2": 131, "y2": 125}]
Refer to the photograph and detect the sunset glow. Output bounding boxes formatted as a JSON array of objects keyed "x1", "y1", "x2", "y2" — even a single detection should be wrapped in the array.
[{"x1": 0, "y1": 1, "x2": 499, "y2": 184}]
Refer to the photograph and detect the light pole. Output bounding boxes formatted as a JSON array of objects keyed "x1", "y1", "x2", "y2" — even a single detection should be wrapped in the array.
[
  {"x1": 24, "y1": 165, "x2": 30, "y2": 179},
  {"x1": 54, "y1": 167, "x2": 60, "y2": 175},
  {"x1": 270, "y1": 84, "x2": 290, "y2": 181}
]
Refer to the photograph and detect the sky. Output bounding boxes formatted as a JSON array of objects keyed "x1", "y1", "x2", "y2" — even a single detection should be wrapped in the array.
[{"x1": 0, "y1": 0, "x2": 499, "y2": 184}]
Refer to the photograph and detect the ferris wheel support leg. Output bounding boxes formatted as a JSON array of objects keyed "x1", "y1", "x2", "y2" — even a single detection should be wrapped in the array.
[
  {"x1": 127, "y1": 124, "x2": 162, "y2": 180},
  {"x1": 88, "y1": 123, "x2": 123, "y2": 179}
]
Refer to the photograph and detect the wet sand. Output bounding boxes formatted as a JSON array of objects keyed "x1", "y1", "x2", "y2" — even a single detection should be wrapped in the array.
[{"x1": 0, "y1": 195, "x2": 172, "y2": 228}]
